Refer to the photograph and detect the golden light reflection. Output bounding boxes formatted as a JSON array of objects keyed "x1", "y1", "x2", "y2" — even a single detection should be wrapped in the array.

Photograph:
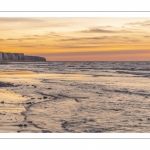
[
  {"x1": 0, "y1": 71, "x2": 36, "y2": 75},
  {"x1": 0, "y1": 89, "x2": 27, "y2": 102}
]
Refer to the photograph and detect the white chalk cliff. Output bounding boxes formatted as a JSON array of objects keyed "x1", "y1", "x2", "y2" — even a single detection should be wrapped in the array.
[{"x1": 0, "y1": 52, "x2": 46, "y2": 62}]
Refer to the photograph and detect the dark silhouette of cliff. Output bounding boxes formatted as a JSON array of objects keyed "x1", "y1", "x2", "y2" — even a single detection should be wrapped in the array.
[{"x1": 0, "y1": 52, "x2": 46, "y2": 62}]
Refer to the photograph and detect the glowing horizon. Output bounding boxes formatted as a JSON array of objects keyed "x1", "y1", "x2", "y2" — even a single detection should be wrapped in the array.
[{"x1": 1, "y1": 17, "x2": 150, "y2": 61}]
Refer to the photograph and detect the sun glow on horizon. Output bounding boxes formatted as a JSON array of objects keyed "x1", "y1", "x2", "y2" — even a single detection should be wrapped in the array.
[{"x1": 1, "y1": 17, "x2": 150, "y2": 61}]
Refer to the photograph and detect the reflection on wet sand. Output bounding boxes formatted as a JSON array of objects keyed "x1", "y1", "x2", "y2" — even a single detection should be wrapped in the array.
[
  {"x1": 0, "y1": 89, "x2": 27, "y2": 132},
  {"x1": 0, "y1": 71, "x2": 92, "y2": 132},
  {"x1": 0, "y1": 71, "x2": 36, "y2": 75},
  {"x1": 0, "y1": 61, "x2": 150, "y2": 133},
  {"x1": 0, "y1": 89, "x2": 27, "y2": 103}
]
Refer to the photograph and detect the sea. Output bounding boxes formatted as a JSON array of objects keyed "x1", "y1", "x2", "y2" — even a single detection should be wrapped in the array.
[{"x1": 0, "y1": 61, "x2": 150, "y2": 133}]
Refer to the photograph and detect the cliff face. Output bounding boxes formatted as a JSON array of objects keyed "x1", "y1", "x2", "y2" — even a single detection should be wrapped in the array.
[{"x1": 0, "y1": 52, "x2": 46, "y2": 62}]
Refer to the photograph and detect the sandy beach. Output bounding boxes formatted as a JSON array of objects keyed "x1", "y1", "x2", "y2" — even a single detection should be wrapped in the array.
[
  {"x1": 0, "y1": 62, "x2": 150, "y2": 133},
  {"x1": 0, "y1": 70, "x2": 90, "y2": 132}
]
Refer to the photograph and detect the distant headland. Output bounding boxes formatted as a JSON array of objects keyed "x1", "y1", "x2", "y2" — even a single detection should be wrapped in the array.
[{"x1": 0, "y1": 52, "x2": 46, "y2": 62}]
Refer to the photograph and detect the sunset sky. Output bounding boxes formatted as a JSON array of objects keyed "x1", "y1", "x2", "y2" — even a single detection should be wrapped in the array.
[{"x1": 0, "y1": 17, "x2": 150, "y2": 61}]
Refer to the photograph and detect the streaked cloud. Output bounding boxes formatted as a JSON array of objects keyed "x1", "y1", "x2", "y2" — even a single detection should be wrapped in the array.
[
  {"x1": 80, "y1": 26, "x2": 132, "y2": 34},
  {"x1": 1, "y1": 17, "x2": 150, "y2": 61},
  {"x1": 126, "y1": 20, "x2": 150, "y2": 28},
  {"x1": 82, "y1": 28, "x2": 116, "y2": 33}
]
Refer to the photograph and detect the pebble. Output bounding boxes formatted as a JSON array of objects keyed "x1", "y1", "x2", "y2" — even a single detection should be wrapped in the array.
[
  {"x1": 24, "y1": 124, "x2": 27, "y2": 127},
  {"x1": 18, "y1": 124, "x2": 27, "y2": 127},
  {"x1": 26, "y1": 102, "x2": 32, "y2": 105},
  {"x1": 42, "y1": 130, "x2": 51, "y2": 133},
  {"x1": 18, "y1": 124, "x2": 23, "y2": 127}
]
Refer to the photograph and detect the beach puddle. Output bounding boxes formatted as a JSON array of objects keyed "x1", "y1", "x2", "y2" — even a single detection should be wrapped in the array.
[
  {"x1": 0, "y1": 72, "x2": 91, "y2": 85},
  {"x1": 0, "y1": 71, "x2": 36, "y2": 75},
  {"x1": 0, "y1": 89, "x2": 27, "y2": 112},
  {"x1": 0, "y1": 71, "x2": 39, "y2": 83},
  {"x1": 41, "y1": 73, "x2": 92, "y2": 81},
  {"x1": 0, "y1": 89, "x2": 28, "y2": 132},
  {"x1": 0, "y1": 89, "x2": 27, "y2": 102}
]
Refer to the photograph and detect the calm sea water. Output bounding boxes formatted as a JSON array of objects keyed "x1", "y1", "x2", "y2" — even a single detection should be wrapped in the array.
[{"x1": 0, "y1": 61, "x2": 150, "y2": 132}]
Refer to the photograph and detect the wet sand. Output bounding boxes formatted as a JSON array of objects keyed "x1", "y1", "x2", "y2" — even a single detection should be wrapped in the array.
[
  {"x1": 0, "y1": 71, "x2": 89, "y2": 132},
  {"x1": 0, "y1": 89, "x2": 27, "y2": 132},
  {"x1": 1, "y1": 62, "x2": 150, "y2": 133},
  {"x1": 0, "y1": 71, "x2": 36, "y2": 75}
]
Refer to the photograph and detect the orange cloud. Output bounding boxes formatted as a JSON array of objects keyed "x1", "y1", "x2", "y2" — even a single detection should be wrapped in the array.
[{"x1": 1, "y1": 17, "x2": 150, "y2": 61}]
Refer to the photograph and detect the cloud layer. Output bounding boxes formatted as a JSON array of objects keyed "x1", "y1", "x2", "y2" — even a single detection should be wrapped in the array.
[{"x1": 1, "y1": 17, "x2": 150, "y2": 61}]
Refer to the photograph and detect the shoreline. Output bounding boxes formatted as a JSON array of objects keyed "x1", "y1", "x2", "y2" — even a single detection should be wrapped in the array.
[{"x1": 0, "y1": 62, "x2": 150, "y2": 132}]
